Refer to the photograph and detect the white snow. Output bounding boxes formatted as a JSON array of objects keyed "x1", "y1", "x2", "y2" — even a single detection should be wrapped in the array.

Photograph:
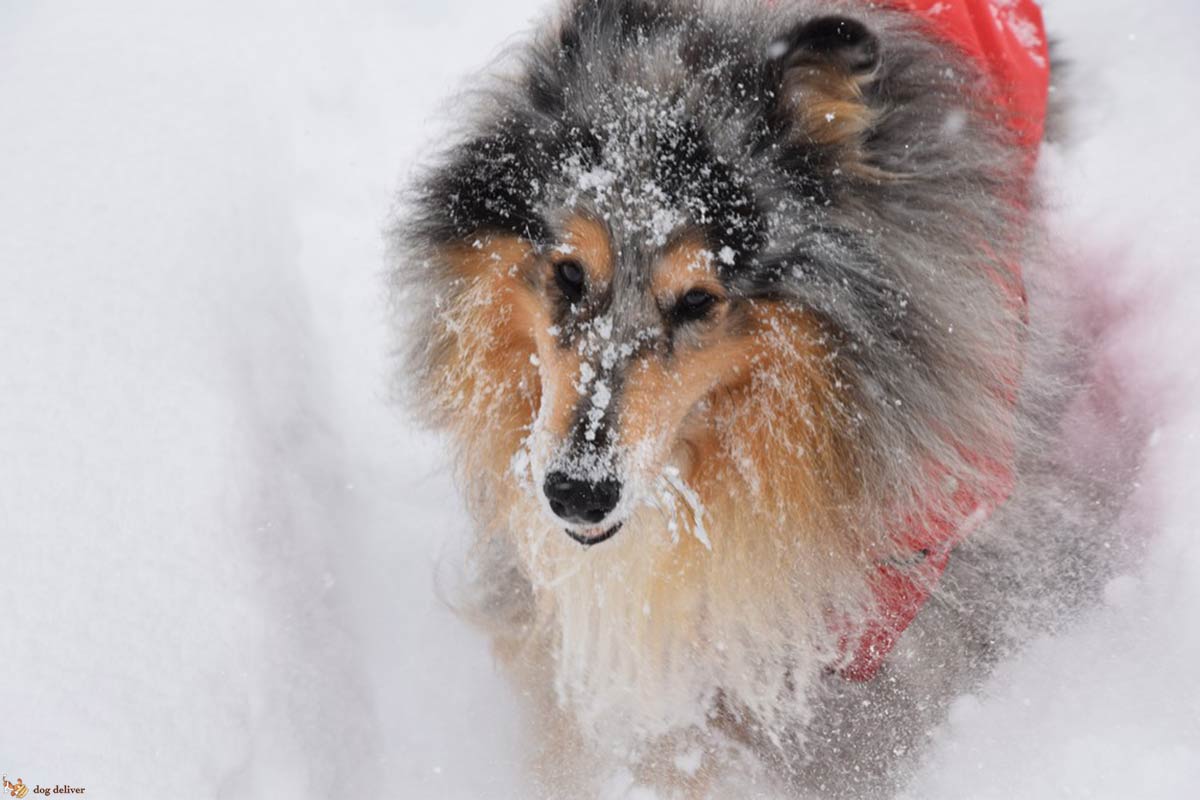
[
  {"x1": 1, "y1": 0, "x2": 1197, "y2": 798},
  {"x1": 660, "y1": 466, "x2": 712, "y2": 552}
]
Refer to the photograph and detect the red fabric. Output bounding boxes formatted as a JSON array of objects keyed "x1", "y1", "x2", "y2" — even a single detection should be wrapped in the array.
[
  {"x1": 839, "y1": 452, "x2": 1017, "y2": 681},
  {"x1": 889, "y1": 0, "x2": 1050, "y2": 150},
  {"x1": 835, "y1": 0, "x2": 1048, "y2": 681}
]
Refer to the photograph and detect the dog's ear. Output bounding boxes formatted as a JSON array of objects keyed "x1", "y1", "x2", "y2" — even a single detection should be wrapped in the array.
[
  {"x1": 768, "y1": 16, "x2": 882, "y2": 157},
  {"x1": 775, "y1": 16, "x2": 881, "y2": 77}
]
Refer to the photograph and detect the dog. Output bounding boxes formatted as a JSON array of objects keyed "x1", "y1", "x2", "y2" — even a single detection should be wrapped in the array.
[{"x1": 392, "y1": 0, "x2": 1076, "y2": 795}]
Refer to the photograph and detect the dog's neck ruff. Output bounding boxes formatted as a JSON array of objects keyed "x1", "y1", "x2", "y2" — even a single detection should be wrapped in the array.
[{"x1": 837, "y1": 0, "x2": 1048, "y2": 682}]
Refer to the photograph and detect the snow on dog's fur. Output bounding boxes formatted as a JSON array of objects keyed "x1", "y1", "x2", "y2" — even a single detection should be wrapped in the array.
[{"x1": 389, "y1": 0, "x2": 1111, "y2": 795}]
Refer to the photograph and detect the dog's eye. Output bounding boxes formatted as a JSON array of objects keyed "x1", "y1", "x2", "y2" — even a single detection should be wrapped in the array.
[
  {"x1": 671, "y1": 288, "x2": 720, "y2": 323},
  {"x1": 554, "y1": 260, "x2": 586, "y2": 304}
]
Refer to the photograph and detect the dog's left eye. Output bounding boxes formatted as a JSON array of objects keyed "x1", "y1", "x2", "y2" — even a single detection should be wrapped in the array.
[
  {"x1": 554, "y1": 260, "x2": 586, "y2": 305},
  {"x1": 671, "y1": 289, "x2": 720, "y2": 323}
]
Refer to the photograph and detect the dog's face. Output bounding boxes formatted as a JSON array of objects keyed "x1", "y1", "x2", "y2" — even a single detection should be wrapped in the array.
[
  {"x1": 446, "y1": 207, "x2": 851, "y2": 550},
  {"x1": 525, "y1": 215, "x2": 757, "y2": 544},
  {"x1": 413, "y1": 10, "x2": 890, "y2": 546},
  {"x1": 406, "y1": 1, "x2": 1022, "y2": 549}
]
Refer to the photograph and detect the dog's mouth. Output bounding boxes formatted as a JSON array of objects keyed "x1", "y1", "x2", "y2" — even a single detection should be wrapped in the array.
[{"x1": 564, "y1": 521, "x2": 623, "y2": 547}]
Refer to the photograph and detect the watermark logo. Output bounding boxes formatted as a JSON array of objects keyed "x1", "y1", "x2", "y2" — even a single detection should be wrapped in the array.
[
  {"x1": 2, "y1": 777, "x2": 29, "y2": 799},
  {"x1": 3, "y1": 776, "x2": 85, "y2": 797}
]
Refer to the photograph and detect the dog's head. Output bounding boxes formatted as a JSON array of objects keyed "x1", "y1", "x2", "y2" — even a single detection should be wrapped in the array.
[{"x1": 400, "y1": 0, "x2": 1025, "y2": 548}]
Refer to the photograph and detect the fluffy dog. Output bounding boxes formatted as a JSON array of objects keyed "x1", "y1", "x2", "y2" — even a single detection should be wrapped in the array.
[{"x1": 392, "y1": 0, "x2": 1090, "y2": 795}]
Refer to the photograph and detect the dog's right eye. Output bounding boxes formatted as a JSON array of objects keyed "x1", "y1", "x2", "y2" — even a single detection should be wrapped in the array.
[
  {"x1": 670, "y1": 288, "x2": 719, "y2": 323},
  {"x1": 554, "y1": 260, "x2": 586, "y2": 304}
]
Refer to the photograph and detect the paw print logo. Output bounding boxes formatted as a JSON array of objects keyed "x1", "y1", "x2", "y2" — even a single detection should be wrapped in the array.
[{"x1": 2, "y1": 776, "x2": 28, "y2": 799}]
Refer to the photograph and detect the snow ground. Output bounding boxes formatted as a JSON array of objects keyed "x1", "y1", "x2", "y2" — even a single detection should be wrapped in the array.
[{"x1": 1, "y1": 0, "x2": 1197, "y2": 797}]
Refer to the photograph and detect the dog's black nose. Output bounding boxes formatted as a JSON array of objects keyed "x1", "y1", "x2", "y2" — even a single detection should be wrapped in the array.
[{"x1": 543, "y1": 472, "x2": 621, "y2": 524}]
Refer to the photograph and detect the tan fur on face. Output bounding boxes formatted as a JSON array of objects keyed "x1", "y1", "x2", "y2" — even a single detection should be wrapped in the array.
[
  {"x1": 558, "y1": 214, "x2": 614, "y2": 284},
  {"x1": 617, "y1": 319, "x2": 749, "y2": 478},
  {"x1": 616, "y1": 234, "x2": 740, "y2": 481},
  {"x1": 429, "y1": 236, "x2": 542, "y2": 478},
  {"x1": 632, "y1": 235, "x2": 858, "y2": 534},
  {"x1": 685, "y1": 303, "x2": 860, "y2": 535},
  {"x1": 617, "y1": 297, "x2": 862, "y2": 571},
  {"x1": 650, "y1": 234, "x2": 724, "y2": 301}
]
